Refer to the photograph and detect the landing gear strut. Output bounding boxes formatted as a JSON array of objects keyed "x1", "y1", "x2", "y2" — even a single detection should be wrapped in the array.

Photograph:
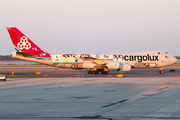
[{"x1": 159, "y1": 67, "x2": 164, "y2": 74}]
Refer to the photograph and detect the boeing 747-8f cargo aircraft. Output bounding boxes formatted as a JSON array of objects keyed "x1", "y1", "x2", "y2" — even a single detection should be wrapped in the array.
[{"x1": 7, "y1": 27, "x2": 177, "y2": 74}]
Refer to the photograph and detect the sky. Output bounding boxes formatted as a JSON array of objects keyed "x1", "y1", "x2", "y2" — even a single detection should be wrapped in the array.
[{"x1": 0, "y1": 0, "x2": 180, "y2": 56}]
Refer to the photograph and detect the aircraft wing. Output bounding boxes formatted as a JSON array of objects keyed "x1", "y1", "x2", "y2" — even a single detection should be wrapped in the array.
[{"x1": 84, "y1": 57, "x2": 107, "y2": 64}]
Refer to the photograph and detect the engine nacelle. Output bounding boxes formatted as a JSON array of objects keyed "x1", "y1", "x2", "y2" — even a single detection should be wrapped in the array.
[
  {"x1": 118, "y1": 63, "x2": 131, "y2": 72},
  {"x1": 106, "y1": 61, "x2": 131, "y2": 72},
  {"x1": 82, "y1": 62, "x2": 96, "y2": 69},
  {"x1": 106, "y1": 61, "x2": 120, "y2": 70}
]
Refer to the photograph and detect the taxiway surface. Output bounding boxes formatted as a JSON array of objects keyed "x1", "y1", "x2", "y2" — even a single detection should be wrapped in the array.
[
  {"x1": 1, "y1": 76, "x2": 180, "y2": 120},
  {"x1": 0, "y1": 65, "x2": 180, "y2": 78}
]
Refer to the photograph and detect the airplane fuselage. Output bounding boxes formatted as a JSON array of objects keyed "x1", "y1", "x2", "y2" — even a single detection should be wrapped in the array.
[
  {"x1": 8, "y1": 27, "x2": 178, "y2": 74},
  {"x1": 12, "y1": 51, "x2": 176, "y2": 69}
]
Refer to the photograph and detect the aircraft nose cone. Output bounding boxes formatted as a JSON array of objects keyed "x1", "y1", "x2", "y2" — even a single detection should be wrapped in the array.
[{"x1": 173, "y1": 57, "x2": 178, "y2": 64}]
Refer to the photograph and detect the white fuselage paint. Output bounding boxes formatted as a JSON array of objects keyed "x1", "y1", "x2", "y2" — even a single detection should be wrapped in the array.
[{"x1": 50, "y1": 51, "x2": 177, "y2": 68}]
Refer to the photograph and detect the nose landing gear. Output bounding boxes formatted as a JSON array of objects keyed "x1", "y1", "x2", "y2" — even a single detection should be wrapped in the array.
[
  {"x1": 159, "y1": 70, "x2": 163, "y2": 74},
  {"x1": 159, "y1": 67, "x2": 164, "y2": 74}
]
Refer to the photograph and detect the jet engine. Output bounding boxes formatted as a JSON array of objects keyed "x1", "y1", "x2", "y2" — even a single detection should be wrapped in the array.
[
  {"x1": 106, "y1": 61, "x2": 120, "y2": 70},
  {"x1": 106, "y1": 61, "x2": 131, "y2": 72},
  {"x1": 118, "y1": 63, "x2": 131, "y2": 72}
]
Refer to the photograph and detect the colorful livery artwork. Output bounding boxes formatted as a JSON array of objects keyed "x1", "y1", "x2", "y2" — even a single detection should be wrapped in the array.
[{"x1": 7, "y1": 27, "x2": 177, "y2": 74}]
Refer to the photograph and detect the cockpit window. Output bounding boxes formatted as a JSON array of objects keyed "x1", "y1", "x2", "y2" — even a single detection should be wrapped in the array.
[
  {"x1": 158, "y1": 52, "x2": 160, "y2": 54},
  {"x1": 165, "y1": 52, "x2": 168, "y2": 54},
  {"x1": 165, "y1": 55, "x2": 168, "y2": 59}
]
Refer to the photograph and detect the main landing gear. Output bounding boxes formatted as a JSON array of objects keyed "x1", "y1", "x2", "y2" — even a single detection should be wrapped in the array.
[
  {"x1": 88, "y1": 70, "x2": 99, "y2": 74},
  {"x1": 101, "y1": 70, "x2": 108, "y2": 74},
  {"x1": 88, "y1": 69, "x2": 109, "y2": 74}
]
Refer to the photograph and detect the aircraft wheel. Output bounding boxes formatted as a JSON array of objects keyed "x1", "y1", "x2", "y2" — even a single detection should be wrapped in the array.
[
  {"x1": 159, "y1": 70, "x2": 163, "y2": 74},
  {"x1": 105, "y1": 71, "x2": 108, "y2": 74},
  {"x1": 88, "y1": 71, "x2": 91, "y2": 74},
  {"x1": 101, "y1": 71, "x2": 104, "y2": 74},
  {"x1": 95, "y1": 71, "x2": 99, "y2": 74}
]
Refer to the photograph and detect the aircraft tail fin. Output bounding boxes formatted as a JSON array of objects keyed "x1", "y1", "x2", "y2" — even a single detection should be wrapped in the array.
[{"x1": 7, "y1": 27, "x2": 50, "y2": 57}]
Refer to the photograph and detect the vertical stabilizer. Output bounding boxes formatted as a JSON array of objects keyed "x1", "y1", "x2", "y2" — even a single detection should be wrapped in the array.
[{"x1": 7, "y1": 27, "x2": 50, "y2": 58}]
